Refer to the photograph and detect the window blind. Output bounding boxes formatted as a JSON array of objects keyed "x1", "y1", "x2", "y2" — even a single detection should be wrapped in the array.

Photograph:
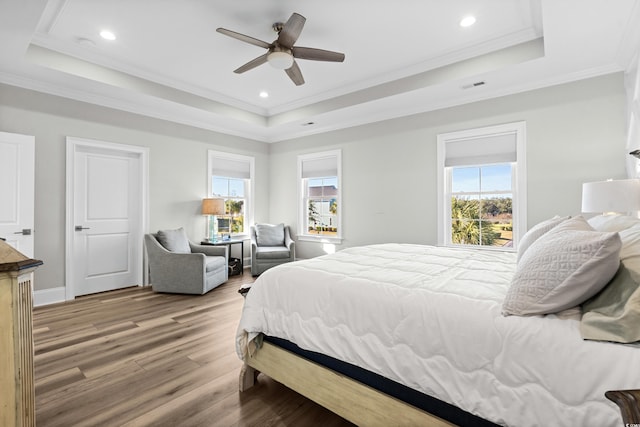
[
  {"x1": 444, "y1": 132, "x2": 517, "y2": 167},
  {"x1": 211, "y1": 157, "x2": 251, "y2": 179},
  {"x1": 301, "y1": 155, "x2": 338, "y2": 178}
]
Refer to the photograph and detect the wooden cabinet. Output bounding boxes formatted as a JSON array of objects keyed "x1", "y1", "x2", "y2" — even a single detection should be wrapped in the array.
[{"x1": 0, "y1": 242, "x2": 42, "y2": 427}]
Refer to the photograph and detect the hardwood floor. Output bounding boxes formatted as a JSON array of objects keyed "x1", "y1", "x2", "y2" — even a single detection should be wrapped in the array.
[{"x1": 33, "y1": 272, "x2": 354, "y2": 427}]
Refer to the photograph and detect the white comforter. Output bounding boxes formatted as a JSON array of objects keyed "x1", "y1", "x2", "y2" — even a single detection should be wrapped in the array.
[{"x1": 236, "y1": 244, "x2": 640, "y2": 427}]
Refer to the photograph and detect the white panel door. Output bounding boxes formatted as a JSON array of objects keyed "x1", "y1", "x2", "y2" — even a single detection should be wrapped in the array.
[
  {"x1": 0, "y1": 131, "x2": 35, "y2": 257},
  {"x1": 69, "y1": 140, "x2": 145, "y2": 297}
]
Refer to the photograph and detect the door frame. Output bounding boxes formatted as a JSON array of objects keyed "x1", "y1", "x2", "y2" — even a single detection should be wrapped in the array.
[{"x1": 65, "y1": 137, "x2": 149, "y2": 301}]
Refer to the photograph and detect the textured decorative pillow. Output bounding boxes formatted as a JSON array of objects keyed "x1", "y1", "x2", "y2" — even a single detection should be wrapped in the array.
[
  {"x1": 517, "y1": 215, "x2": 569, "y2": 262},
  {"x1": 503, "y1": 216, "x2": 621, "y2": 316},
  {"x1": 255, "y1": 223, "x2": 285, "y2": 246},
  {"x1": 580, "y1": 257, "x2": 640, "y2": 343},
  {"x1": 156, "y1": 227, "x2": 191, "y2": 253}
]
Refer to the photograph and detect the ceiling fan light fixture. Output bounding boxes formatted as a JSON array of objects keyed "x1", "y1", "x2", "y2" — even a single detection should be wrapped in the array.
[
  {"x1": 217, "y1": 13, "x2": 344, "y2": 85},
  {"x1": 267, "y1": 51, "x2": 294, "y2": 69}
]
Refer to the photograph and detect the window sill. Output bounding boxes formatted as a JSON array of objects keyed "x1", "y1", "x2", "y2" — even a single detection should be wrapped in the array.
[{"x1": 297, "y1": 234, "x2": 343, "y2": 245}]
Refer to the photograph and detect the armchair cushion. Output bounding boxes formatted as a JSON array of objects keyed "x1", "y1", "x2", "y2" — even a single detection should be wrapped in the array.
[
  {"x1": 156, "y1": 227, "x2": 190, "y2": 253},
  {"x1": 255, "y1": 246, "x2": 291, "y2": 259},
  {"x1": 255, "y1": 223, "x2": 285, "y2": 246}
]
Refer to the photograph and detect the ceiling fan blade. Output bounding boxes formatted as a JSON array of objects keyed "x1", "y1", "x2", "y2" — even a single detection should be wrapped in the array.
[
  {"x1": 216, "y1": 28, "x2": 271, "y2": 49},
  {"x1": 285, "y1": 61, "x2": 305, "y2": 86},
  {"x1": 292, "y1": 47, "x2": 345, "y2": 62},
  {"x1": 277, "y1": 13, "x2": 306, "y2": 48},
  {"x1": 234, "y1": 53, "x2": 269, "y2": 74}
]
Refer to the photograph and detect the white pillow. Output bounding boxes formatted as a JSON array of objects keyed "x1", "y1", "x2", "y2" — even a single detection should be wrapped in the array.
[
  {"x1": 587, "y1": 214, "x2": 640, "y2": 260},
  {"x1": 503, "y1": 216, "x2": 621, "y2": 316},
  {"x1": 619, "y1": 223, "x2": 640, "y2": 260},
  {"x1": 587, "y1": 214, "x2": 640, "y2": 232},
  {"x1": 517, "y1": 215, "x2": 569, "y2": 262}
]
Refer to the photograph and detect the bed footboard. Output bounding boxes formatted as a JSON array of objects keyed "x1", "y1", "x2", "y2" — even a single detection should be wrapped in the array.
[
  {"x1": 605, "y1": 389, "x2": 640, "y2": 424},
  {"x1": 239, "y1": 340, "x2": 454, "y2": 427}
]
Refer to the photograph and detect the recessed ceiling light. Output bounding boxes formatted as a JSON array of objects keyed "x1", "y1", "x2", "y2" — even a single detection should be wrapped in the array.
[
  {"x1": 259, "y1": 91, "x2": 269, "y2": 98},
  {"x1": 100, "y1": 30, "x2": 116, "y2": 41},
  {"x1": 459, "y1": 16, "x2": 476, "y2": 27}
]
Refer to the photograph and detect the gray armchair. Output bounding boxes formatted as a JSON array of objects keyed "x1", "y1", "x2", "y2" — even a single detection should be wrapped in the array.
[
  {"x1": 144, "y1": 228, "x2": 228, "y2": 295},
  {"x1": 251, "y1": 223, "x2": 295, "y2": 276}
]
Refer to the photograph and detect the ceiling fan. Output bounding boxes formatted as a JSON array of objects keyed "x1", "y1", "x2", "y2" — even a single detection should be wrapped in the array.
[{"x1": 216, "y1": 13, "x2": 345, "y2": 86}]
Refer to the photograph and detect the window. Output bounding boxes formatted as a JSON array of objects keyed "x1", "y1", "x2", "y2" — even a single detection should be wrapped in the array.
[
  {"x1": 298, "y1": 150, "x2": 342, "y2": 242},
  {"x1": 437, "y1": 122, "x2": 526, "y2": 250},
  {"x1": 208, "y1": 151, "x2": 254, "y2": 235}
]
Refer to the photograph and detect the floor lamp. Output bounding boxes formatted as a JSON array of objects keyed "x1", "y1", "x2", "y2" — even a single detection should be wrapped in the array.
[{"x1": 202, "y1": 198, "x2": 225, "y2": 242}]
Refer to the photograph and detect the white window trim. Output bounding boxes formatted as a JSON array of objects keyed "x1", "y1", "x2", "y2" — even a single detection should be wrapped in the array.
[
  {"x1": 297, "y1": 149, "x2": 343, "y2": 244},
  {"x1": 437, "y1": 121, "x2": 527, "y2": 250},
  {"x1": 207, "y1": 150, "x2": 255, "y2": 237}
]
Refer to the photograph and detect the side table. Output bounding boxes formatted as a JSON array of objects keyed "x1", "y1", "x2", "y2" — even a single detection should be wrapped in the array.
[{"x1": 201, "y1": 238, "x2": 245, "y2": 275}]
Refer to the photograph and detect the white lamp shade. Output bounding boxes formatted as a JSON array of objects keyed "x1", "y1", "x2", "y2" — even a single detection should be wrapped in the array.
[
  {"x1": 581, "y1": 179, "x2": 640, "y2": 213},
  {"x1": 202, "y1": 198, "x2": 225, "y2": 215}
]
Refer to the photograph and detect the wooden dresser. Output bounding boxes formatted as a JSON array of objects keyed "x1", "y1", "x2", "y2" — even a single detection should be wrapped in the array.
[{"x1": 0, "y1": 241, "x2": 42, "y2": 427}]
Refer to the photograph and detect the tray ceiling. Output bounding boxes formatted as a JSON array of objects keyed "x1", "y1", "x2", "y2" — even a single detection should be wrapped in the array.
[{"x1": 1, "y1": 0, "x2": 639, "y2": 142}]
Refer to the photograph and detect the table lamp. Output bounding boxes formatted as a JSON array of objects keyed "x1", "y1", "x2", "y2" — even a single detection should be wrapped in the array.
[
  {"x1": 202, "y1": 198, "x2": 225, "y2": 242},
  {"x1": 581, "y1": 179, "x2": 640, "y2": 215}
]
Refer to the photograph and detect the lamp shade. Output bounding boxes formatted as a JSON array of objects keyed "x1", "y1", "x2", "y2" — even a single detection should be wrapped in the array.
[
  {"x1": 202, "y1": 198, "x2": 225, "y2": 215},
  {"x1": 581, "y1": 179, "x2": 640, "y2": 213}
]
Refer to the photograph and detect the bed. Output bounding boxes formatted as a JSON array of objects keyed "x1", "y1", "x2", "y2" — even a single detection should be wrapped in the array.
[{"x1": 236, "y1": 215, "x2": 640, "y2": 426}]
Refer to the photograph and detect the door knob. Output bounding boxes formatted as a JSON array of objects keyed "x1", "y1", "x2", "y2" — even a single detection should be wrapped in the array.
[
  {"x1": 14, "y1": 229, "x2": 31, "y2": 235},
  {"x1": 75, "y1": 226, "x2": 90, "y2": 231}
]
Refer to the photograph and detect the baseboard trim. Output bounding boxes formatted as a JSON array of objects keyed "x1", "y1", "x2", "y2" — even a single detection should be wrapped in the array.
[{"x1": 34, "y1": 287, "x2": 66, "y2": 307}]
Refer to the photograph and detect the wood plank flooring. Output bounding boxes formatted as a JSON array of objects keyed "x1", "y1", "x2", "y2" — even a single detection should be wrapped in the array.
[{"x1": 33, "y1": 272, "x2": 354, "y2": 427}]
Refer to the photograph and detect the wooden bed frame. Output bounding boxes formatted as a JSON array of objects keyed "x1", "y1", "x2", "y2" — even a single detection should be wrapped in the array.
[
  {"x1": 239, "y1": 340, "x2": 639, "y2": 426},
  {"x1": 240, "y1": 340, "x2": 457, "y2": 427},
  {"x1": 605, "y1": 389, "x2": 640, "y2": 425}
]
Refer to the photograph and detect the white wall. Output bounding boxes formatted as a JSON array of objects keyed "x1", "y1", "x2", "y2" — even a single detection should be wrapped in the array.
[
  {"x1": 269, "y1": 73, "x2": 628, "y2": 259},
  {"x1": 0, "y1": 72, "x2": 628, "y2": 290},
  {"x1": 625, "y1": 52, "x2": 640, "y2": 177},
  {"x1": 0, "y1": 84, "x2": 269, "y2": 292}
]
